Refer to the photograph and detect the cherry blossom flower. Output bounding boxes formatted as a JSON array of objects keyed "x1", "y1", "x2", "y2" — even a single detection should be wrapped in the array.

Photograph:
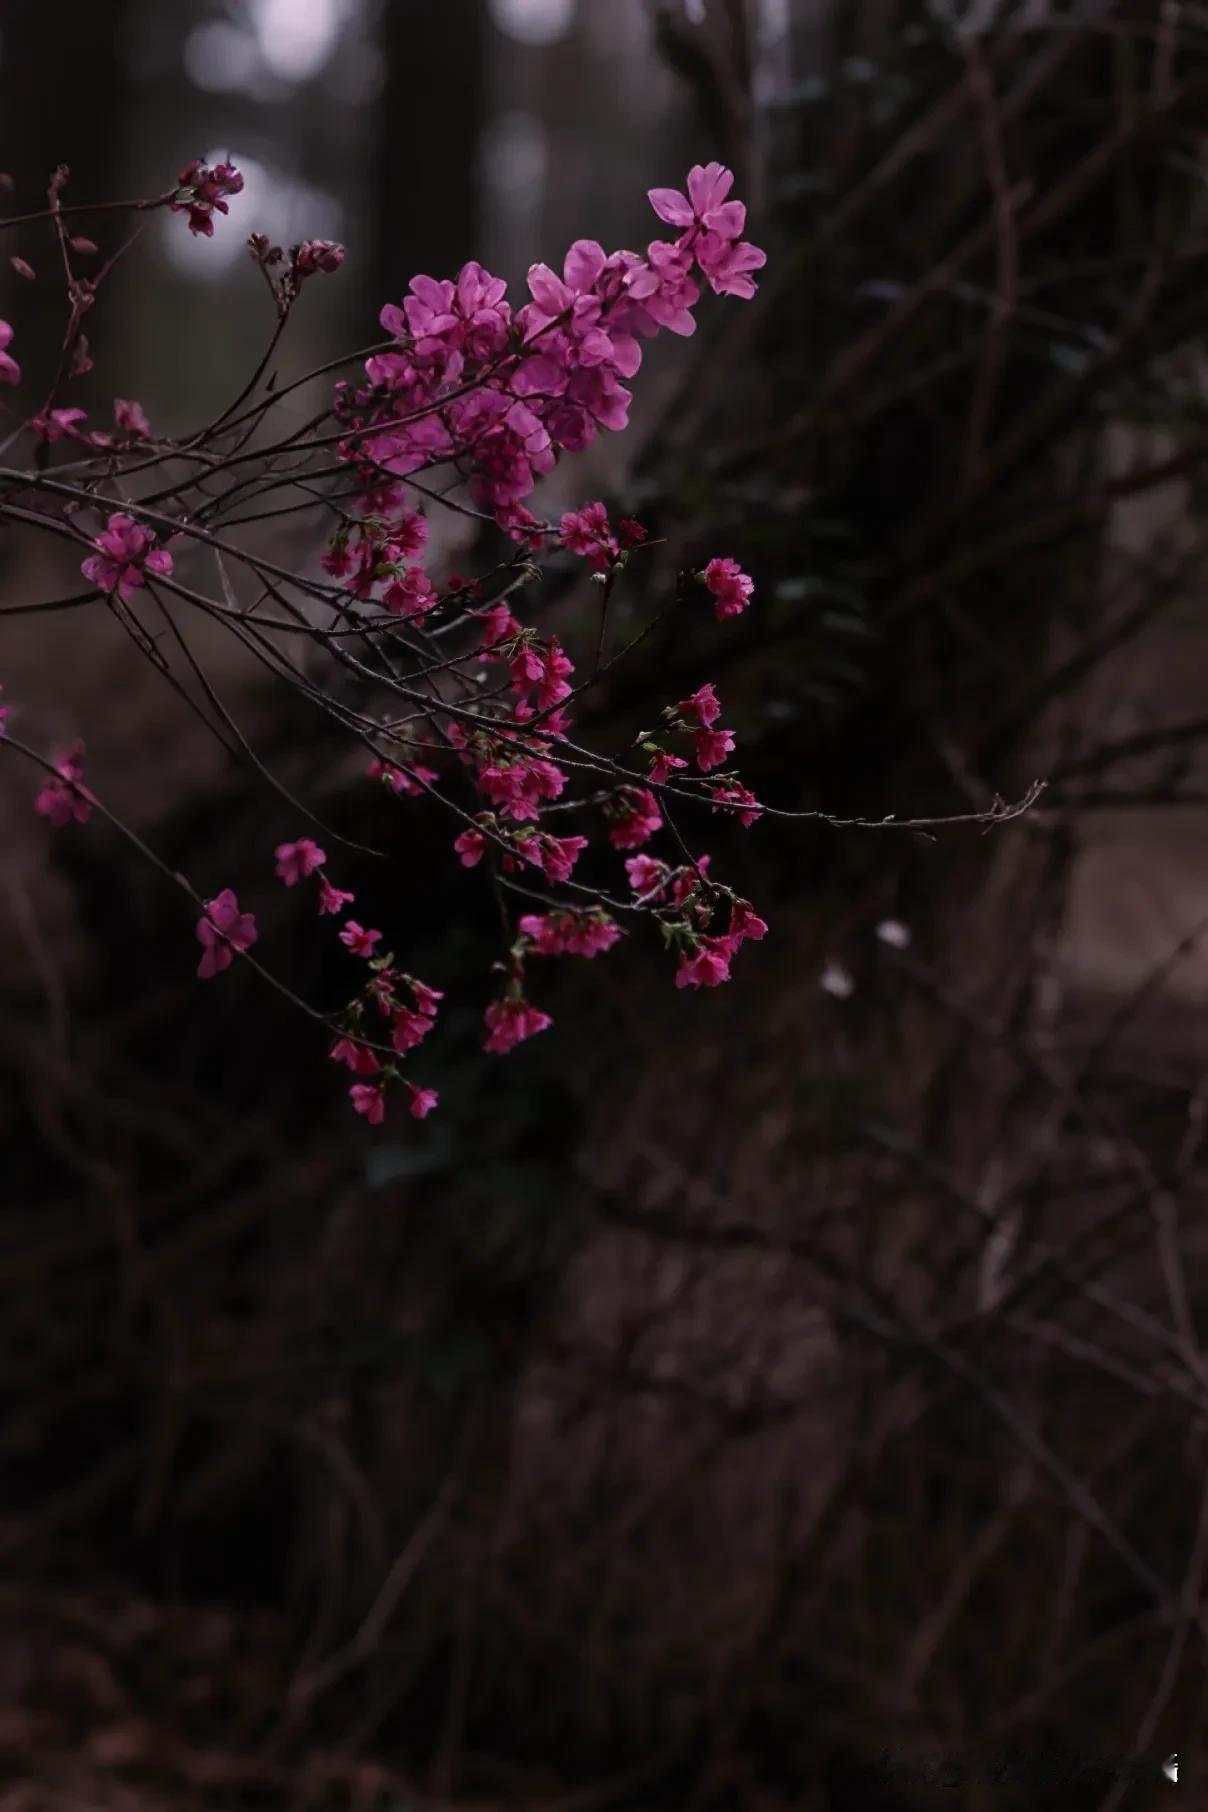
[
  {"x1": 196, "y1": 889, "x2": 258, "y2": 979},
  {"x1": 330, "y1": 1036, "x2": 381, "y2": 1075},
  {"x1": 608, "y1": 787, "x2": 662, "y2": 850},
  {"x1": 676, "y1": 683, "x2": 721, "y2": 728},
  {"x1": 626, "y1": 854, "x2": 668, "y2": 898},
  {"x1": 675, "y1": 936, "x2": 734, "y2": 990},
  {"x1": 33, "y1": 406, "x2": 87, "y2": 443},
  {"x1": 703, "y1": 557, "x2": 754, "y2": 619},
  {"x1": 483, "y1": 995, "x2": 553, "y2": 1053},
  {"x1": 693, "y1": 726, "x2": 736, "y2": 772},
  {"x1": 318, "y1": 877, "x2": 355, "y2": 915},
  {"x1": 0, "y1": 320, "x2": 20, "y2": 386},
  {"x1": 172, "y1": 158, "x2": 244, "y2": 237},
  {"x1": 349, "y1": 1081, "x2": 386, "y2": 1124},
  {"x1": 709, "y1": 781, "x2": 763, "y2": 827},
  {"x1": 294, "y1": 239, "x2": 346, "y2": 277},
  {"x1": 81, "y1": 512, "x2": 173, "y2": 602},
  {"x1": 559, "y1": 502, "x2": 617, "y2": 570},
  {"x1": 113, "y1": 398, "x2": 150, "y2": 435},
  {"x1": 340, "y1": 921, "x2": 382, "y2": 958},
  {"x1": 34, "y1": 741, "x2": 91, "y2": 829},
  {"x1": 648, "y1": 749, "x2": 688, "y2": 785},
  {"x1": 275, "y1": 838, "x2": 327, "y2": 886},
  {"x1": 454, "y1": 827, "x2": 487, "y2": 867},
  {"x1": 405, "y1": 1082, "x2": 439, "y2": 1119}
]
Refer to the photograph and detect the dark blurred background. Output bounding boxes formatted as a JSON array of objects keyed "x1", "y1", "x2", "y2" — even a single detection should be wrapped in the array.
[{"x1": 3, "y1": 2, "x2": 1208, "y2": 1809}]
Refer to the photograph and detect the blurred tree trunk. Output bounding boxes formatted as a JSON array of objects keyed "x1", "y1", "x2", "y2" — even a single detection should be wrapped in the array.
[{"x1": 375, "y1": 0, "x2": 486, "y2": 299}]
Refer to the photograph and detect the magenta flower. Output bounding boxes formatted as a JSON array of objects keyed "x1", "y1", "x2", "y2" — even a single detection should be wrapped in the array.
[
  {"x1": 693, "y1": 726, "x2": 736, "y2": 772},
  {"x1": 0, "y1": 320, "x2": 20, "y2": 386},
  {"x1": 274, "y1": 837, "x2": 327, "y2": 886},
  {"x1": 709, "y1": 781, "x2": 763, "y2": 827},
  {"x1": 196, "y1": 889, "x2": 258, "y2": 979},
  {"x1": 559, "y1": 502, "x2": 617, "y2": 570},
  {"x1": 33, "y1": 407, "x2": 87, "y2": 443},
  {"x1": 339, "y1": 920, "x2": 382, "y2": 958},
  {"x1": 294, "y1": 239, "x2": 346, "y2": 277},
  {"x1": 349, "y1": 1081, "x2": 386, "y2": 1124},
  {"x1": 113, "y1": 398, "x2": 150, "y2": 435},
  {"x1": 703, "y1": 557, "x2": 754, "y2": 620},
  {"x1": 81, "y1": 512, "x2": 174, "y2": 603},
  {"x1": 454, "y1": 828, "x2": 486, "y2": 867},
  {"x1": 649, "y1": 162, "x2": 743, "y2": 233},
  {"x1": 329, "y1": 1036, "x2": 381, "y2": 1076},
  {"x1": 675, "y1": 938, "x2": 734, "y2": 990},
  {"x1": 172, "y1": 158, "x2": 244, "y2": 237},
  {"x1": 648, "y1": 750, "x2": 688, "y2": 785},
  {"x1": 483, "y1": 995, "x2": 553, "y2": 1054},
  {"x1": 677, "y1": 683, "x2": 722, "y2": 728},
  {"x1": 34, "y1": 741, "x2": 91, "y2": 829},
  {"x1": 626, "y1": 854, "x2": 668, "y2": 899},
  {"x1": 318, "y1": 876, "x2": 355, "y2": 915},
  {"x1": 404, "y1": 1082, "x2": 439, "y2": 1120},
  {"x1": 608, "y1": 787, "x2": 662, "y2": 851},
  {"x1": 694, "y1": 232, "x2": 767, "y2": 301}
]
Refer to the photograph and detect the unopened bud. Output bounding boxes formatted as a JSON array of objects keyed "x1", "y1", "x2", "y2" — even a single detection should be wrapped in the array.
[{"x1": 9, "y1": 256, "x2": 34, "y2": 280}]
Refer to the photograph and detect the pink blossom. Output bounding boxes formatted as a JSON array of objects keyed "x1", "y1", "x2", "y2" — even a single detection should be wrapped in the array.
[
  {"x1": 626, "y1": 854, "x2": 668, "y2": 898},
  {"x1": 339, "y1": 921, "x2": 382, "y2": 958},
  {"x1": 172, "y1": 158, "x2": 244, "y2": 237},
  {"x1": 608, "y1": 787, "x2": 662, "y2": 850},
  {"x1": 391, "y1": 1008, "x2": 433, "y2": 1054},
  {"x1": 81, "y1": 512, "x2": 174, "y2": 603},
  {"x1": 318, "y1": 876, "x2": 355, "y2": 915},
  {"x1": 113, "y1": 398, "x2": 150, "y2": 435},
  {"x1": 349, "y1": 1081, "x2": 386, "y2": 1124},
  {"x1": 649, "y1": 162, "x2": 740, "y2": 232},
  {"x1": 34, "y1": 741, "x2": 91, "y2": 829},
  {"x1": 409, "y1": 977, "x2": 444, "y2": 1016},
  {"x1": 709, "y1": 781, "x2": 763, "y2": 827},
  {"x1": 522, "y1": 832, "x2": 588, "y2": 886},
  {"x1": 478, "y1": 602, "x2": 522, "y2": 649},
  {"x1": 329, "y1": 1036, "x2": 381, "y2": 1076},
  {"x1": 626, "y1": 239, "x2": 700, "y2": 336},
  {"x1": 648, "y1": 749, "x2": 688, "y2": 785},
  {"x1": 694, "y1": 233, "x2": 767, "y2": 300},
  {"x1": 476, "y1": 754, "x2": 566, "y2": 822},
  {"x1": 33, "y1": 407, "x2": 87, "y2": 443},
  {"x1": 703, "y1": 557, "x2": 754, "y2": 619},
  {"x1": 275, "y1": 837, "x2": 327, "y2": 885},
  {"x1": 693, "y1": 726, "x2": 736, "y2": 772},
  {"x1": 675, "y1": 936, "x2": 734, "y2": 990},
  {"x1": 729, "y1": 898, "x2": 768, "y2": 945},
  {"x1": 509, "y1": 637, "x2": 574, "y2": 711},
  {"x1": 405, "y1": 1082, "x2": 439, "y2": 1119},
  {"x1": 390, "y1": 509, "x2": 429, "y2": 561},
  {"x1": 520, "y1": 911, "x2": 620, "y2": 958},
  {"x1": 670, "y1": 855, "x2": 712, "y2": 908},
  {"x1": 295, "y1": 239, "x2": 346, "y2": 276},
  {"x1": 559, "y1": 502, "x2": 617, "y2": 570},
  {"x1": 454, "y1": 827, "x2": 487, "y2": 867},
  {"x1": 382, "y1": 565, "x2": 438, "y2": 618},
  {"x1": 196, "y1": 889, "x2": 258, "y2": 979},
  {"x1": 483, "y1": 995, "x2": 553, "y2": 1054},
  {"x1": 0, "y1": 320, "x2": 20, "y2": 386},
  {"x1": 677, "y1": 683, "x2": 721, "y2": 728}
]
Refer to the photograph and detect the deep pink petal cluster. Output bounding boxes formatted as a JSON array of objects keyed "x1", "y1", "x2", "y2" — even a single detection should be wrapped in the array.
[
  {"x1": 81, "y1": 512, "x2": 174, "y2": 602},
  {"x1": 196, "y1": 889, "x2": 258, "y2": 979}
]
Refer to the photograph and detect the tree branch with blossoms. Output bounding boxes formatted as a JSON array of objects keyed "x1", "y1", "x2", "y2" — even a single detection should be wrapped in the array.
[{"x1": 0, "y1": 155, "x2": 1039, "y2": 1128}]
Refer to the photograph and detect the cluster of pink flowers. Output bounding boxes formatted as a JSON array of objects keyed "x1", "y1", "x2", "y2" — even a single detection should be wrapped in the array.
[
  {"x1": 331, "y1": 164, "x2": 764, "y2": 528},
  {"x1": 172, "y1": 158, "x2": 244, "y2": 238},
  {"x1": 81, "y1": 512, "x2": 174, "y2": 601},
  {"x1": 15, "y1": 156, "x2": 774, "y2": 1139}
]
